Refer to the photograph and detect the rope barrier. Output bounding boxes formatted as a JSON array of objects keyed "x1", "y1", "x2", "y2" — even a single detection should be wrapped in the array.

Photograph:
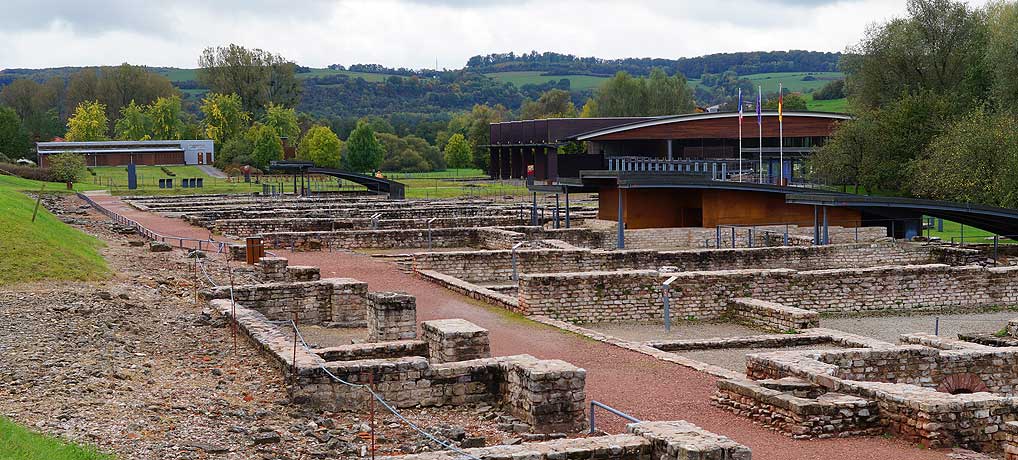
[{"x1": 195, "y1": 255, "x2": 478, "y2": 459}]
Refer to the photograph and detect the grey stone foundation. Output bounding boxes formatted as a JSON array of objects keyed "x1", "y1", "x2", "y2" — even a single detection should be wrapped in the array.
[
  {"x1": 367, "y1": 292, "x2": 417, "y2": 342},
  {"x1": 422, "y1": 319, "x2": 491, "y2": 363}
]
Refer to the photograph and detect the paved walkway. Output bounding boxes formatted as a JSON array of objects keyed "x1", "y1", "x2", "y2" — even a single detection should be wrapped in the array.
[
  {"x1": 102, "y1": 196, "x2": 949, "y2": 460},
  {"x1": 197, "y1": 165, "x2": 228, "y2": 178}
]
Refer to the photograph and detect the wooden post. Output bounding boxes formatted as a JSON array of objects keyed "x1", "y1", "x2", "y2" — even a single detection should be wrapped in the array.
[{"x1": 30, "y1": 184, "x2": 45, "y2": 222}]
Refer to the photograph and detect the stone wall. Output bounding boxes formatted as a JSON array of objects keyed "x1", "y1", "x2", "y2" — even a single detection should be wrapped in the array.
[
  {"x1": 422, "y1": 319, "x2": 491, "y2": 363},
  {"x1": 209, "y1": 299, "x2": 590, "y2": 434},
  {"x1": 213, "y1": 215, "x2": 532, "y2": 238},
  {"x1": 259, "y1": 226, "x2": 611, "y2": 251},
  {"x1": 517, "y1": 264, "x2": 1018, "y2": 323},
  {"x1": 366, "y1": 292, "x2": 417, "y2": 342},
  {"x1": 725, "y1": 298, "x2": 820, "y2": 332},
  {"x1": 740, "y1": 346, "x2": 1018, "y2": 451},
  {"x1": 378, "y1": 420, "x2": 751, "y2": 460},
  {"x1": 414, "y1": 241, "x2": 952, "y2": 284},
  {"x1": 201, "y1": 278, "x2": 368, "y2": 326},
  {"x1": 257, "y1": 256, "x2": 321, "y2": 282},
  {"x1": 623, "y1": 225, "x2": 888, "y2": 250},
  {"x1": 312, "y1": 340, "x2": 428, "y2": 362},
  {"x1": 713, "y1": 377, "x2": 881, "y2": 440}
]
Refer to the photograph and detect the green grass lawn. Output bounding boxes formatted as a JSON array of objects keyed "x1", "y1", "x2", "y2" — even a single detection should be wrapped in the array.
[
  {"x1": 484, "y1": 71, "x2": 608, "y2": 91},
  {"x1": 804, "y1": 93, "x2": 849, "y2": 113},
  {"x1": 923, "y1": 218, "x2": 1009, "y2": 244},
  {"x1": 0, "y1": 417, "x2": 112, "y2": 460},
  {"x1": 383, "y1": 168, "x2": 487, "y2": 180},
  {"x1": 0, "y1": 175, "x2": 109, "y2": 285}
]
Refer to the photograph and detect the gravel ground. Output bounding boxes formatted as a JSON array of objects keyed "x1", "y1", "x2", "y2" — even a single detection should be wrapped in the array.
[
  {"x1": 298, "y1": 325, "x2": 368, "y2": 348},
  {"x1": 585, "y1": 320, "x2": 763, "y2": 342},
  {"x1": 0, "y1": 194, "x2": 518, "y2": 460},
  {"x1": 824, "y1": 311, "x2": 1018, "y2": 344},
  {"x1": 679, "y1": 344, "x2": 844, "y2": 373},
  {"x1": 103, "y1": 194, "x2": 957, "y2": 460}
]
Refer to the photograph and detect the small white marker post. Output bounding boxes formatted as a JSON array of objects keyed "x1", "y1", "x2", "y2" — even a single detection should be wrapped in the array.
[{"x1": 662, "y1": 275, "x2": 679, "y2": 332}]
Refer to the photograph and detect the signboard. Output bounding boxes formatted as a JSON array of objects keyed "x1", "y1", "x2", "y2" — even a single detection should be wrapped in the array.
[{"x1": 526, "y1": 164, "x2": 535, "y2": 186}]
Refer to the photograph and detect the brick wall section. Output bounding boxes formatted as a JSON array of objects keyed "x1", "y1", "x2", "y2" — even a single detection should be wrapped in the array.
[
  {"x1": 518, "y1": 265, "x2": 1018, "y2": 323},
  {"x1": 421, "y1": 319, "x2": 491, "y2": 363},
  {"x1": 201, "y1": 278, "x2": 368, "y2": 326},
  {"x1": 413, "y1": 241, "x2": 963, "y2": 284},
  {"x1": 366, "y1": 292, "x2": 417, "y2": 342},
  {"x1": 378, "y1": 421, "x2": 750, "y2": 460},
  {"x1": 725, "y1": 298, "x2": 820, "y2": 332}
]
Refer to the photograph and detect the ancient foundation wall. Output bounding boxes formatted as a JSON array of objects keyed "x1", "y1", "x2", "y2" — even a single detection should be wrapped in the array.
[
  {"x1": 213, "y1": 215, "x2": 531, "y2": 237},
  {"x1": 201, "y1": 278, "x2": 368, "y2": 326},
  {"x1": 517, "y1": 265, "x2": 1018, "y2": 323},
  {"x1": 377, "y1": 421, "x2": 751, "y2": 460},
  {"x1": 623, "y1": 225, "x2": 888, "y2": 250},
  {"x1": 413, "y1": 241, "x2": 959, "y2": 284}
]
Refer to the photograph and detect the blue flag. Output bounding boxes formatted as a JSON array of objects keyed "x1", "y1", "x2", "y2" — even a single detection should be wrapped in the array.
[
  {"x1": 738, "y1": 88, "x2": 743, "y2": 122},
  {"x1": 756, "y1": 86, "x2": 762, "y2": 125}
]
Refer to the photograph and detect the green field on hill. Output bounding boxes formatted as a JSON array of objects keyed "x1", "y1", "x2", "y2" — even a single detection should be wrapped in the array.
[
  {"x1": 483, "y1": 71, "x2": 609, "y2": 91},
  {"x1": 804, "y1": 94, "x2": 849, "y2": 113},
  {"x1": 0, "y1": 175, "x2": 109, "y2": 285}
]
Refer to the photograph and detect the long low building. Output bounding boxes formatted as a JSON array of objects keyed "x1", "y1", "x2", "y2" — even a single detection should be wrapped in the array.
[{"x1": 36, "y1": 140, "x2": 214, "y2": 167}]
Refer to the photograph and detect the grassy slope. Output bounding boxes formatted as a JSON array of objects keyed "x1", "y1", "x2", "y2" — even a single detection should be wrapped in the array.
[
  {"x1": 483, "y1": 71, "x2": 608, "y2": 91},
  {"x1": 0, "y1": 417, "x2": 112, "y2": 460},
  {"x1": 155, "y1": 68, "x2": 394, "y2": 83},
  {"x1": 0, "y1": 175, "x2": 109, "y2": 285},
  {"x1": 804, "y1": 93, "x2": 849, "y2": 112}
]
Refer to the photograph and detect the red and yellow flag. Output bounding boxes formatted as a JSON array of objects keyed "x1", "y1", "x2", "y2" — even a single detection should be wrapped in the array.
[{"x1": 778, "y1": 88, "x2": 783, "y2": 123}]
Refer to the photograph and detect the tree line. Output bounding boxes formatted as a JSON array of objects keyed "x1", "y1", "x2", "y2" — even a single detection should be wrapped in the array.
[{"x1": 811, "y1": 0, "x2": 1018, "y2": 209}]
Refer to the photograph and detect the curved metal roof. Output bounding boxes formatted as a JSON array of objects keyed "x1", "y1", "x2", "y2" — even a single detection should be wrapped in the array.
[{"x1": 573, "y1": 111, "x2": 853, "y2": 141}]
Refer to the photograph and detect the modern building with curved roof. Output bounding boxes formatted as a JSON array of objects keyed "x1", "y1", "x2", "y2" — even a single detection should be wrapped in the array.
[{"x1": 487, "y1": 111, "x2": 851, "y2": 183}]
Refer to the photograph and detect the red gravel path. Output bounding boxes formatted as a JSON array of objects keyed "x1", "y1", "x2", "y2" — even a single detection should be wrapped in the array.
[{"x1": 104, "y1": 196, "x2": 949, "y2": 460}]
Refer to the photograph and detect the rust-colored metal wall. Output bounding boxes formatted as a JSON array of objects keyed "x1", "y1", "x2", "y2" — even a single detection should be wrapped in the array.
[
  {"x1": 597, "y1": 187, "x2": 861, "y2": 229},
  {"x1": 44, "y1": 152, "x2": 186, "y2": 167}
]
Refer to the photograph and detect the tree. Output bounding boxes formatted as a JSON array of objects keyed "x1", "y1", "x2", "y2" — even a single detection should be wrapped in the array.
[
  {"x1": 986, "y1": 1, "x2": 1018, "y2": 114},
  {"x1": 842, "y1": 0, "x2": 989, "y2": 109},
  {"x1": 586, "y1": 69, "x2": 695, "y2": 117},
  {"x1": 114, "y1": 100, "x2": 152, "y2": 140},
  {"x1": 909, "y1": 109, "x2": 1018, "y2": 207},
  {"x1": 197, "y1": 44, "x2": 301, "y2": 115},
  {"x1": 297, "y1": 125, "x2": 342, "y2": 169},
  {"x1": 344, "y1": 122, "x2": 384, "y2": 173},
  {"x1": 65, "y1": 101, "x2": 108, "y2": 141},
  {"x1": 520, "y1": 89, "x2": 577, "y2": 119},
  {"x1": 245, "y1": 123, "x2": 283, "y2": 169},
  {"x1": 443, "y1": 133, "x2": 473, "y2": 169},
  {"x1": 263, "y1": 103, "x2": 300, "y2": 141},
  {"x1": 0, "y1": 78, "x2": 62, "y2": 140},
  {"x1": 377, "y1": 132, "x2": 431, "y2": 172},
  {"x1": 148, "y1": 95, "x2": 184, "y2": 140},
  {"x1": 47, "y1": 153, "x2": 87, "y2": 183},
  {"x1": 216, "y1": 136, "x2": 255, "y2": 168},
  {"x1": 200, "y1": 93, "x2": 250, "y2": 146},
  {"x1": 763, "y1": 92, "x2": 809, "y2": 111},
  {"x1": 406, "y1": 135, "x2": 444, "y2": 171},
  {"x1": 65, "y1": 64, "x2": 178, "y2": 132},
  {"x1": 813, "y1": 80, "x2": 846, "y2": 100},
  {"x1": 0, "y1": 106, "x2": 32, "y2": 160}
]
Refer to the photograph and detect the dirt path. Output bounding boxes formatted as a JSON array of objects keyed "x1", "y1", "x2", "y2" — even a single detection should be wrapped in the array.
[{"x1": 106, "y1": 196, "x2": 951, "y2": 460}]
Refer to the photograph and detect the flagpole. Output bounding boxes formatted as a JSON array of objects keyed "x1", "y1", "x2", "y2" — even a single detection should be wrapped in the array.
[
  {"x1": 738, "y1": 88, "x2": 743, "y2": 182},
  {"x1": 758, "y1": 85, "x2": 762, "y2": 184},
  {"x1": 779, "y1": 82, "x2": 784, "y2": 186}
]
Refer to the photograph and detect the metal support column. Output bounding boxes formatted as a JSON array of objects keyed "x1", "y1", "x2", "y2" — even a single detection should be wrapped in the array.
[
  {"x1": 564, "y1": 191, "x2": 571, "y2": 228},
  {"x1": 822, "y1": 206, "x2": 829, "y2": 245},
  {"x1": 531, "y1": 192, "x2": 538, "y2": 226},
  {"x1": 554, "y1": 194, "x2": 560, "y2": 229},
  {"x1": 616, "y1": 187, "x2": 625, "y2": 249}
]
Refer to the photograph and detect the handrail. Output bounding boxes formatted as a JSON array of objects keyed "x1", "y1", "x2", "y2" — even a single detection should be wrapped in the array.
[
  {"x1": 77, "y1": 192, "x2": 228, "y2": 254},
  {"x1": 589, "y1": 400, "x2": 641, "y2": 434}
]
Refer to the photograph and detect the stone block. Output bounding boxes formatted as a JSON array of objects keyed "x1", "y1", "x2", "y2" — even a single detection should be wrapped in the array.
[{"x1": 421, "y1": 319, "x2": 491, "y2": 363}]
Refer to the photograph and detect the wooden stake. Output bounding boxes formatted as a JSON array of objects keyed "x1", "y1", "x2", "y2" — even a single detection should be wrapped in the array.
[{"x1": 31, "y1": 184, "x2": 45, "y2": 222}]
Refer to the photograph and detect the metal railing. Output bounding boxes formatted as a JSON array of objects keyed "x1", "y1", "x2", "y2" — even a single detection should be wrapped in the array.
[
  {"x1": 589, "y1": 400, "x2": 641, "y2": 434},
  {"x1": 77, "y1": 192, "x2": 229, "y2": 253}
]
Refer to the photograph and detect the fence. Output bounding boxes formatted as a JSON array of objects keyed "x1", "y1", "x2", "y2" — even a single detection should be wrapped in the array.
[{"x1": 77, "y1": 192, "x2": 228, "y2": 253}]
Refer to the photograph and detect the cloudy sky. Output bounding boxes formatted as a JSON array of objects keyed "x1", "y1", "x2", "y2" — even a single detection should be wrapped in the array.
[{"x1": 0, "y1": 0, "x2": 995, "y2": 70}]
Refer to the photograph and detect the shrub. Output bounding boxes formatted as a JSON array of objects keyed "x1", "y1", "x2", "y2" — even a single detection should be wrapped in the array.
[
  {"x1": 160, "y1": 166, "x2": 176, "y2": 176},
  {"x1": 47, "y1": 153, "x2": 87, "y2": 183},
  {"x1": 0, "y1": 162, "x2": 54, "y2": 182}
]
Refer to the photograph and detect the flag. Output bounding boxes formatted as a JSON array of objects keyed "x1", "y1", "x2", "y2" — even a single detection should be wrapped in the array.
[
  {"x1": 738, "y1": 88, "x2": 743, "y2": 123},
  {"x1": 756, "y1": 86, "x2": 762, "y2": 125},
  {"x1": 778, "y1": 85, "x2": 783, "y2": 123}
]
